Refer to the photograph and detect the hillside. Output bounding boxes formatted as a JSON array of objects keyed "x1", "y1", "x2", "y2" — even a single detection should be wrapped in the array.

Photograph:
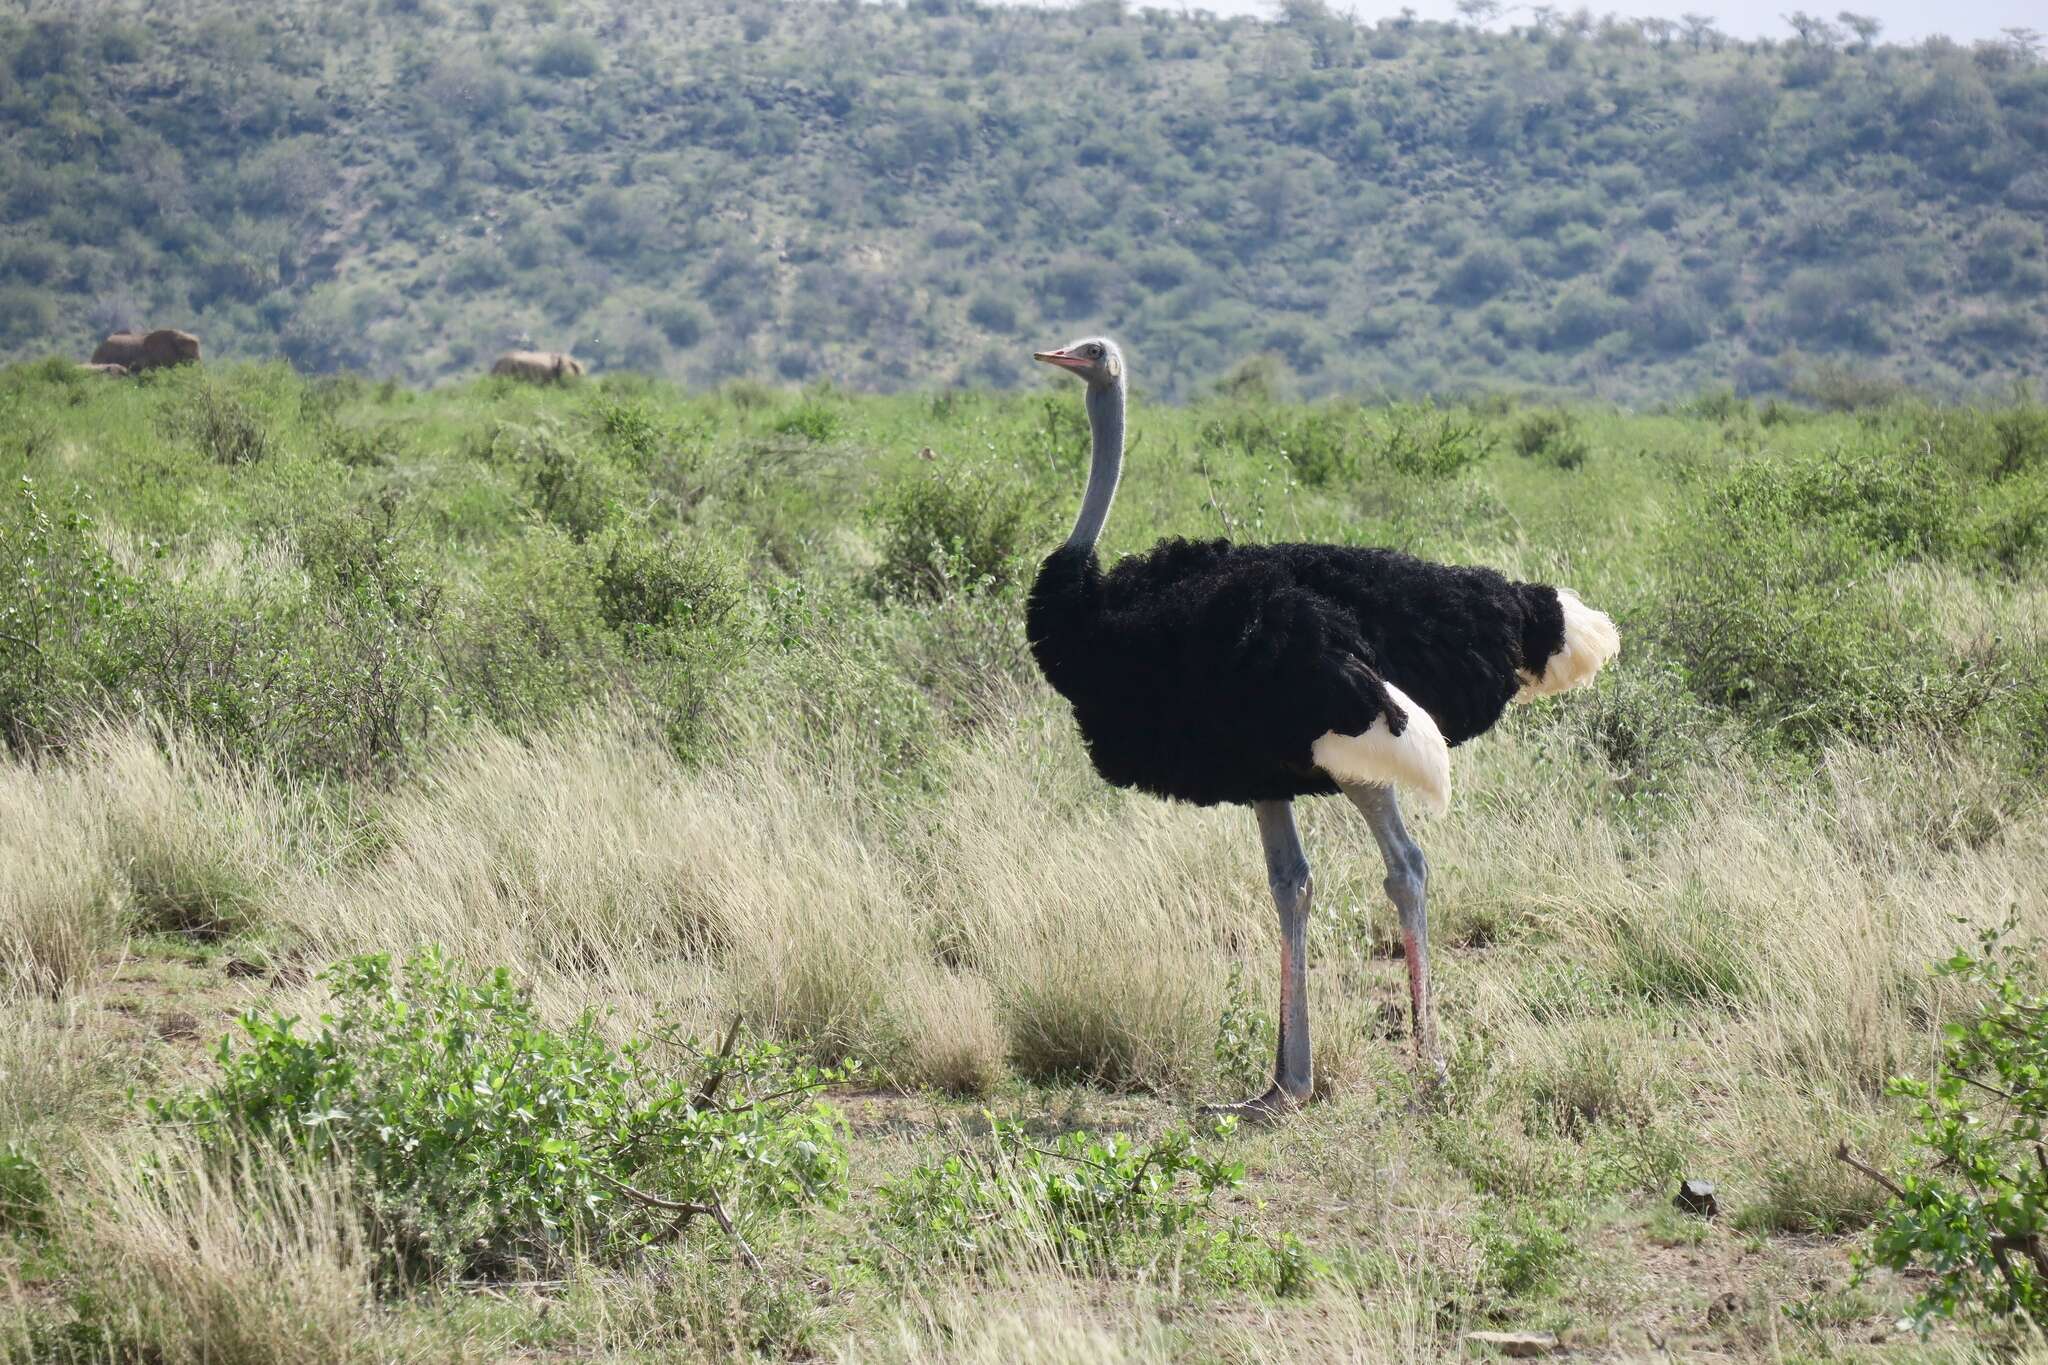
[{"x1": 1, "y1": 0, "x2": 2045, "y2": 398}]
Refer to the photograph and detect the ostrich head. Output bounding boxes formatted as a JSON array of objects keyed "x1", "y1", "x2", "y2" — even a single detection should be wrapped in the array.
[{"x1": 1034, "y1": 337, "x2": 1123, "y2": 388}]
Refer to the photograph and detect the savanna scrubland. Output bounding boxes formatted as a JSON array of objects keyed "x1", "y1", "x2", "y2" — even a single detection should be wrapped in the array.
[{"x1": 2, "y1": 357, "x2": 2046, "y2": 1359}]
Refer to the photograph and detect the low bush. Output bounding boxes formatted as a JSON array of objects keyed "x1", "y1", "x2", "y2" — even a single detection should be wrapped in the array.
[
  {"x1": 1377, "y1": 402, "x2": 1496, "y2": 479},
  {"x1": 1511, "y1": 409, "x2": 1589, "y2": 469},
  {"x1": 1655, "y1": 445, "x2": 2001, "y2": 746},
  {"x1": 0, "y1": 1142, "x2": 49, "y2": 1235},
  {"x1": 875, "y1": 1118, "x2": 1246, "y2": 1273},
  {"x1": 0, "y1": 477, "x2": 134, "y2": 753},
  {"x1": 592, "y1": 529, "x2": 743, "y2": 641},
  {"x1": 481, "y1": 420, "x2": 628, "y2": 541},
  {"x1": 1200, "y1": 404, "x2": 1359, "y2": 486},
  {"x1": 1850, "y1": 922, "x2": 2048, "y2": 1330},
  {"x1": 149, "y1": 948, "x2": 850, "y2": 1281},
  {"x1": 770, "y1": 400, "x2": 841, "y2": 443},
  {"x1": 869, "y1": 466, "x2": 1035, "y2": 601},
  {"x1": 155, "y1": 379, "x2": 275, "y2": 466}
]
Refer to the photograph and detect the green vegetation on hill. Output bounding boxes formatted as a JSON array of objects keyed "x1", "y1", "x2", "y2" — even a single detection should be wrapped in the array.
[{"x1": 1, "y1": 1, "x2": 2045, "y2": 398}]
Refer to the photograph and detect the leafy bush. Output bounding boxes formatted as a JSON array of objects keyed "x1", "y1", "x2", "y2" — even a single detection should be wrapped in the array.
[
  {"x1": 0, "y1": 1142, "x2": 49, "y2": 1236},
  {"x1": 870, "y1": 467, "x2": 1035, "y2": 601},
  {"x1": 0, "y1": 477, "x2": 134, "y2": 752},
  {"x1": 648, "y1": 300, "x2": 705, "y2": 349},
  {"x1": 1474, "y1": 1198, "x2": 1580, "y2": 1301},
  {"x1": 155, "y1": 380, "x2": 275, "y2": 465},
  {"x1": 1377, "y1": 402, "x2": 1496, "y2": 478},
  {"x1": 1850, "y1": 923, "x2": 2048, "y2": 1330},
  {"x1": 592, "y1": 529, "x2": 743, "y2": 642},
  {"x1": 1199, "y1": 404, "x2": 1358, "y2": 486},
  {"x1": 1964, "y1": 467, "x2": 2048, "y2": 573},
  {"x1": 586, "y1": 396, "x2": 669, "y2": 469},
  {"x1": 150, "y1": 948, "x2": 850, "y2": 1280},
  {"x1": 1511, "y1": 409, "x2": 1589, "y2": 469},
  {"x1": 966, "y1": 292, "x2": 1019, "y2": 333},
  {"x1": 533, "y1": 32, "x2": 601, "y2": 77},
  {"x1": 1437, "y1": 244, "x2": 1519, "y2": 304},
  {"x1": 1655, "y1": 449, "x2": 2000, "y2": 746},
  {"x1": 482, "y1": 420, "x2": 626, "y2": 540},
  {"x1": 875, "y1": 1118, "x2": 1246, "y2": 1273},
  {"x1": 770, "y1": 400, "x2": 841, "y2": 442}
]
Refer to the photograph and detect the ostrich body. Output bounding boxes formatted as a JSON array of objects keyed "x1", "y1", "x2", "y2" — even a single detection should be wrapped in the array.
[{"x1": 1027, "y1": 338, "x2": 1619, "y2": 1116}]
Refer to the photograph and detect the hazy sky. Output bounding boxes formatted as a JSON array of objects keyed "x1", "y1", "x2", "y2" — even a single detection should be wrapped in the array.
[{"x1": 1033, "y1": 0, "x2": 2040, "y2": 45}]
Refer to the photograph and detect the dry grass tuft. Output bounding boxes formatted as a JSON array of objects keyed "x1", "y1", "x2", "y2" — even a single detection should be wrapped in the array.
[
  {"x1": 81, "y1": 726, "x2": 287, "y2": 939},
  {"x1": 0, "y1": 760, "x2": 124, "y2": 997},
  {"x1": 61, "y1": 1140, "x2": 382, "y2": 1365}
]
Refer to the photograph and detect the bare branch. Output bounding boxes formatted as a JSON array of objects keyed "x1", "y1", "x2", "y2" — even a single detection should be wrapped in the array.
[
  {"x1": 1961, "y1": 1074, "x2": 2018, "y2": 1102},
  {"x1": 1835, "y1": 1140, "x2": 1907, "y2": 1200},
  {"x1": 692, "y1": 1015, "x2": 744, "y2": 1112},
  {"x1": 594, "y1": 1173, "x2": 763, "y2": 1273},
  {"x1": 1011, "y1": 1139, "x2": 1127, "y2": 1180}
]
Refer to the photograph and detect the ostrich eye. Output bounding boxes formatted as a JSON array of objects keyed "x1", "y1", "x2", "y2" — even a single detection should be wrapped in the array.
[{"x1": 1084, "y1": 344, "x2": 1102, "y2": 358}]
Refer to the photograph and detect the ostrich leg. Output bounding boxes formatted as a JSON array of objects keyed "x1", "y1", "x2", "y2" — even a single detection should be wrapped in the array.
[
  {"x1": 1204, "y1": 799, "x2": 1313, "y2": 1122},
  {"x1": 1347, "y1": 783, "x2": 1448, "y2": 1090}
]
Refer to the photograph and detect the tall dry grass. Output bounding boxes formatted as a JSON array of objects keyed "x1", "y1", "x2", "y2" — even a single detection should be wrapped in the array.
[
  {"x1": 4, "y1": 692, "x2": 2043, "y2": 1117},
  {"x1": 0, "y1": 757, "x2": 122, "y2": 997},
  {"x1": 56, "y1": 1140, "x2": 384, "y2": 1365}
]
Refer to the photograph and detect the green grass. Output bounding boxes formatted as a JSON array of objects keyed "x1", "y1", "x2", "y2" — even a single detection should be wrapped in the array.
[{"x1": 0, "y1": 362, "x2": 2044, "y2": 1359}]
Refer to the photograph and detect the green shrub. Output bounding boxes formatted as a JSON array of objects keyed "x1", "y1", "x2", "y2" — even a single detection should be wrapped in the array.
[
  {"x1": 482, "y1": 420, "x2": 627, "y2": 541},
  {"x1": 870, "y1": 467, "x2": 1035, "y2": 601},
  {"x1": 1474, "y1": 1198, "x2": 1580, "y2": 1302},
  {"x1": 648, "y1": 300, "x2": 705, "y2": 348},
  {"x1": 1655, "y1": 450, "x2": 1999, "y2": 746},
  {"x1": 1199, "y1": 404, "x2": 1359, "y2": 486},
  {"x1": 1964, "y1": 467, "x2": 2048, "y2": 573},
  {"x1": 0, "y1": 1142, "x2": 49, "y2": 1236},
  {"x1": 1511, "y1": 409, "x2": 1589, "y2": 469},
  {"x1": 1990, "y1": 401, "x2": 2048, "y2": 480},
  {"x1": 966, "y1": 292, "x2": 1019, "y2": 333},
  {"x1": 150, "y1": 948, "x2": 850, "y2": 1280},
  {"x1": 0, "y1": 477, "x2": 135, "y2": 753},
  {"x1": 0, "y1": 285, "x2": 55, "y2": 347},
  {"x1": 586, "y1": 395, "x2": 669, "y2": 469},
  {"x1": 770, "y1": 400, "x2": 841, "y2": 442},
  {"x1": 532, "y1": 31, "x2": 600, "y2": 77},
  {"x1": 1851, "y1": 922, "x2": 2048, "y2": 1330},
  {"x1": 875, "y1": 1119, "x2": 1246, "y2": 1273},
  {"x1": 592, "y1": 529, "x2": 742, "y2": 641},
  {"x1": 1713, "y1": 442, "x2": 1958, "y2": 558},
  {"x1": 1377, "y1": 402, "x2": 1496, "y2": 478},
  {"x1": 154, "y1": 379, "x2": 275, "y2": 465},
  {"x1": 1437, "y1": 244, "x2": 1519, "y2": 304}
]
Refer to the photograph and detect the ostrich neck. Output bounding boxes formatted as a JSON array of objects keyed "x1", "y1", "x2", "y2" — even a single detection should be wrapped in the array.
[{"x1": 1066, "y1": 379, "x2": 1125, "y2": 553}]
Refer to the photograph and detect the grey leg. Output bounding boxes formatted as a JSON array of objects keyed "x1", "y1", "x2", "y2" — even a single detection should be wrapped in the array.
[
  {"x1": 1346, "y1": 783, "x2": 1447, "y2": 1090},
  {"x1": 1203, "y1": 799, "x2": 1313, "y2": 1122}
]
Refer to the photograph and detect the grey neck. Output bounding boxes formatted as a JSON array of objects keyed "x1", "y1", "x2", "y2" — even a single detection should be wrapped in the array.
[{"x1": 1066, "y1": 378, "x2": 1125, "y2": 552}]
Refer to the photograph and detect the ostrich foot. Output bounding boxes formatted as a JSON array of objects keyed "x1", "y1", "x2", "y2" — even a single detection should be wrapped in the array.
[{"x1": 1199, "y1": 1083, "x2": 1308, "y2": 1128}]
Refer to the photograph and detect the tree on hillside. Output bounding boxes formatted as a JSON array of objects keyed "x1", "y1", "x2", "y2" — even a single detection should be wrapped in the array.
[{"x1": 1836, "y1": 12, "x2": 1882, "y2": 50}]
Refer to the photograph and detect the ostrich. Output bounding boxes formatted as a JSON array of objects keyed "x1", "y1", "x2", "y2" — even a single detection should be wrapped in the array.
[{"x1": 1027, "y1": 338, "x2": 1619, "y2": 1119}]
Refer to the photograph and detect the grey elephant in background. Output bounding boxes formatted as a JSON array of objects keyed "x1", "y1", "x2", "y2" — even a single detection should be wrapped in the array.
[
  {"x1": 90, "y1": 329, "x2": 201, "y2": 371},
  {"x1": 491, "y1": 350, "x2": 586, "y2": 383}
]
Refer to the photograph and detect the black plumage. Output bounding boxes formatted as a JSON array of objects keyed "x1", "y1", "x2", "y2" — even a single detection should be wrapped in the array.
[{"x1": 1027, "y1": 537, "x2": 1567, "y2": 807}]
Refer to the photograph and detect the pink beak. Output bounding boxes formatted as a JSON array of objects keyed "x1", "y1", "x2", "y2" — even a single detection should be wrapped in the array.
[{"x1": 1033, "y1": 348, "x2": 1091, "y2": 373}]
